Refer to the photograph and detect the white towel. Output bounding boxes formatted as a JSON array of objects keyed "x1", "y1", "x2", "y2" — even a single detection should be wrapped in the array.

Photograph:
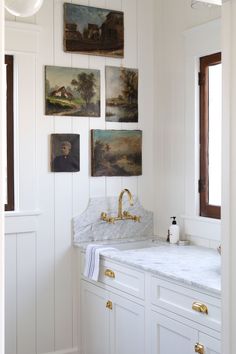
[{"x1": 84, "y1": 244, "x2": 117, "y2": 281}]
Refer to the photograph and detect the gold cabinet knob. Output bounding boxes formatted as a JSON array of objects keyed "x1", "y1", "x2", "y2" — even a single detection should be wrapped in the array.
[
  {"x1": 106, "y1": 300, "x2": 113, "y2": 310},
  {"x1": 195, "y1": 343, "x2": 205, "y2": 354},
  {"x1": 104, "y1": 269, "x2": 115, "y2": 278},
  {"x1": 192, "y1": 302, "x2": 208, "y2": 314}
]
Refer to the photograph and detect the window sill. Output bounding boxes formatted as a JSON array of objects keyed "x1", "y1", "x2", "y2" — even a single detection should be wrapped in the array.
[
  {"x1": 5, "y1": 210, "x2": 41, "y2": 234},
  {"x1": 181, "y1": 214, "x2": 221, "y2": 242},
  {"x1": 5, "y1": 209, "x2": 41, "y2": 218}
]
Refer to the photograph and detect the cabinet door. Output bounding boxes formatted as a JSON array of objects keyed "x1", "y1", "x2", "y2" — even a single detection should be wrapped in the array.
[
  {"x1": 198, "y1": 332, "x2": 221, "y2": 354},
  {"x1": 110, "y1": 293, "x2": 145, "y2": 354},
  {"x1": 151, "y1": 311, "x2": 198, "y2": 354},
  {"x1": 81, "y1": 281, "x2": 109, "y2": 354}
]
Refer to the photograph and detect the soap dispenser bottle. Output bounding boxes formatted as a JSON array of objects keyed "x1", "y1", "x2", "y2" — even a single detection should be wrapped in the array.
[{"x1": 169, "y1": 217, "x2": 179, "y2": 244}]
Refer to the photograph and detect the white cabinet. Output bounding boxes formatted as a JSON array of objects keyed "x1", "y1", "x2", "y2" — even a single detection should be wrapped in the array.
[
  {"x1": 81, "y1": 281, "x2": 109, "y2": 354},
  {"x1": 110, "y1": 292, "x2": 145, "y2": 354},
  {"x1": 151, "y1": 311, "x2": 198, "y2": 354},
  {"x1": 198, "y1": 332, "x2": 221, "y2": 354},
  {"x1": 79, "y1": 252, "x2": 221, "y2": 354},
  {"x1": 151, "y1": 310, "x2": 221, "y2": 354},
  {"x1": 81, "y1": 280, "x2": 145, "y2": 354}
]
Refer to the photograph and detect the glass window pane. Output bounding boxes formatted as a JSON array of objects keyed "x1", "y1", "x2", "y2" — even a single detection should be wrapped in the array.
[{"x1": 208, "y1": 63, "x2": 222, "y2": 206}]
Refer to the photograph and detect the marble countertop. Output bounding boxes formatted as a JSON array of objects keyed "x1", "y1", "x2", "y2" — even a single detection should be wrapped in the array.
[{"x1": 98, "y1": 242, "x2": 221, "y2": 296}]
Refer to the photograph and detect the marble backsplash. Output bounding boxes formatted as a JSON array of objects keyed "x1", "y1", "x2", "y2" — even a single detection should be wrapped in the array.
[{"x1": 73, "y1": 196, "x2": 154, "y2": 243}]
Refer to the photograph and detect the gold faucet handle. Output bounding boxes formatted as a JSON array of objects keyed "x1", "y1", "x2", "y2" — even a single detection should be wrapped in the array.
[
  {"x1": 108, "y1": 217, "x2": 115, "y2": 224},
  {"x1": 133, "y1": 215, "x2": 141, "y2": 222},
  {"x1": 123, "y1": 210, "x2": 131, "y2": 217},
  {"x1": 101, "y1": 212, "x2": 107, "y2": 220}
]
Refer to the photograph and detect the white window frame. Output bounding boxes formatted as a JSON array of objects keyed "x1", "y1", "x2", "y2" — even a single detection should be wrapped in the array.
[{"x1": 183, "y1": 19, "x2": 221, "y2": 243}]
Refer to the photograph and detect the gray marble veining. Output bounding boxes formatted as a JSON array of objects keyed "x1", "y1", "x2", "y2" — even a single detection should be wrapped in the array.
[
  {"x1": 73, "y1": 196, "x2": 153, "y2": 243},
  {"x1": 99, "y1": 242, "x2": 221, "y2": 295}
]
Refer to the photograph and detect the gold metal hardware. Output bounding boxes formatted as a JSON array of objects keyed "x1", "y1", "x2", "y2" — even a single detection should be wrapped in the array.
[
  {"x1": 100, "y1": 189, "x2": 141, "y2": 224},
  {"x1": 192, "y1": 302, "x2": 208, "y2": 314},
  {"x1": 100, "y1": 212, "x2": 115, "y2": 224},
  {"x1": 118, "y1": 189, "x2": 133, "y2": 218},
  {"x1": 106, "y1": 300, "x2": 113, "y2": 310},
  {"x1": 195, "y1": 343, "x2": 205, "y2": 354},
  {"x1": 104, "y1": 269, "x2": 115, "y2": 278}
]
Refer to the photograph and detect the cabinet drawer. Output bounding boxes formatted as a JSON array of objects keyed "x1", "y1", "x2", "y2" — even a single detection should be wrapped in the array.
[
  {"x1": 81, "y1": 254, "x2": 145, "y2": 299},
  {"x1": 151, "y1": 277, "x2": 221, "y2": 331}
]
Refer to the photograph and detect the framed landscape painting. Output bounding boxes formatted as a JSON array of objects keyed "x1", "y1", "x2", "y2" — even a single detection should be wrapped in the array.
[
  {"x1": 64, "y1": 3, "x2": 124, "y2": 58},
  {"x1": 45, "y1": 66, "x2": 100, "y2": 117},
  {"x1": 106, "y1": 66, "x2": 138, "y2": 123},
  {"x1": 91, "y1": 130, "x2": 142, "y2": 176}
]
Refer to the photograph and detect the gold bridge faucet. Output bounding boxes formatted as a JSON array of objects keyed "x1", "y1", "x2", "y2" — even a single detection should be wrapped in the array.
[{"x1": 101, "y1": 189, "x2": 141, "y2": 224}]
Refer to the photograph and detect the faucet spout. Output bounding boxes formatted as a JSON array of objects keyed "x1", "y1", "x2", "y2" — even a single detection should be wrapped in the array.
[
  {"x1": 118, "y1": 189, "x2": 133, "y2": 218},
  {"x1": 100, "y1": 189, "x2": 140, "y2": 223}
]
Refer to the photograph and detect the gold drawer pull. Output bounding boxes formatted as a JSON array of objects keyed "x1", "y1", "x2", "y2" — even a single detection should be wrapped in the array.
[
  {"x1": 104, "y1": 269, "x2": 115, "y2": 278},
  {"x1": 106, "y1": 300, "x2": 113, "y2": 310},
  {"x1": 192, "y1": 302, "x2": 208, "y2": 314},
  {"x1": 195, "y1": 343, "x2": 205, "y2": 354}
]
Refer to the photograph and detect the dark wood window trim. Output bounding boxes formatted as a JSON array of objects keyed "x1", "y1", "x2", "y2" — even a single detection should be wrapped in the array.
[
  {"x1": 199, "y1": 52, "x2": 221, "y2": 219},
  {"x1": 5, "y1": 55, "x2": 14, "y2": 211}
]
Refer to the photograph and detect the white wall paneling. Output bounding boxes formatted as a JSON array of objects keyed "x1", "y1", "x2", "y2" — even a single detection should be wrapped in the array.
[
  {"x1": 221, "y1": 2, "x2": 231, "y2": 354},
  {"x1": 35, "y1": 1, "x2": 55, "y2": 352},
  {"x1": 183, "y1": 19, "x2": 221, "y2": 243},
  {"x1": 0, "y1": 1, "x2": 5, "y2": 352},
  {"x1": 5, "y1": 0, "x2": 155, "y2": 353},
  {"x1": 5, "y1": 232, "x2": 37, "y2": 354},
  {"x1": 153, "y1": 0, "x2": 221, "y2": 241}
]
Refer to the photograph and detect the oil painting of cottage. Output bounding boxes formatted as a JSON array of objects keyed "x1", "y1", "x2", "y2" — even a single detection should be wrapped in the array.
[
  {"x1": 64, "y1": 3, "x2": 124, "y2": 58},
  {"x1": 91, "y1": 130, "x2": 142, "y2": 176},
  {"x1": 106, "y1": 66, "x2": 138, "y2": 122},
  {"x1": 45, "y1": 66, "x2": 100, "y2": 117}
]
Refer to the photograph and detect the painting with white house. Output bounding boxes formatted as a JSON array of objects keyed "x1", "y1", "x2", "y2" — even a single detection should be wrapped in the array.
[{"x1": 45, "y1": 65, "x2": 100, "y2": 117}]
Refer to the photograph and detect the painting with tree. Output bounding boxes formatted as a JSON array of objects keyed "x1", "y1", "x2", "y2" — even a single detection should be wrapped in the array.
[
  {"x1": 91, "y1": 130, "x2": 142, "y2": 176},
  {"x1": 64, "y1": 3, "x2": 124, "y2": 58},
  {"x1": 106, "y1": 66, "x2": 138, "y2": 122},
  {"x1": 45, "y1": 65, "x2": 100, "y2": 117}
]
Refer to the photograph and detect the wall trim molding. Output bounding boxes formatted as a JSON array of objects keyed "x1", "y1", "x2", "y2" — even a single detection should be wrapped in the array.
[
  {"x1": 5, "y1": 21, "x2": 42, "y2": 33},
  {"x1": 5, "y1": 210, "x2": 41, "y2": 234},
  {"x1": 181, "y1": 215, "x2": 220, "y2": 241},
  {"x1": 43, "y1": 347, "x2": 79, "y2": 354}
]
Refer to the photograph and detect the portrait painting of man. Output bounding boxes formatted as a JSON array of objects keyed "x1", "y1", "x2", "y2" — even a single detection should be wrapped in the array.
[{"x1": 51, "y1": 134, "x2": 80, "y2": 172}]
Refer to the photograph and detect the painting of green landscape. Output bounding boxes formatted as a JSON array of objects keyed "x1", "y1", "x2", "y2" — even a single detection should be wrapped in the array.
[
  {"x1": 91, "y1": 130, "x2": 142, "y2": 176},
  {"x1": 45, "y1": 65, "x2": 100, "y2": 117},
  {"x1": 105, "y1": 66, "x2": 138, "y2": 122}
]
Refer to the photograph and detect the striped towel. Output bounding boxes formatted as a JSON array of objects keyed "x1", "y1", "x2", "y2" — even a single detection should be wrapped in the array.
[{"x1": 83, "y1": 244, "x2": 117, "y2": 281}]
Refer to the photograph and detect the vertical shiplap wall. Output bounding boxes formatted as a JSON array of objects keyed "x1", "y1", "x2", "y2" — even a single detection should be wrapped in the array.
[
  {"x1": 153, "y1": 0, "x2": 221, "y2": 240},
  {"x1": 5, "y1": 0, "x2": 155, "y2": 353}
]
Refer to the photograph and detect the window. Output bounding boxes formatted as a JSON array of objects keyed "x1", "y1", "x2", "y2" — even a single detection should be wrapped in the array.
[
  {"x1": 5, "y1": 55, "x2": 14, "y2": 211},
  {"x1": 199, "y1": 52, "x2": 222, "y2": 219}
]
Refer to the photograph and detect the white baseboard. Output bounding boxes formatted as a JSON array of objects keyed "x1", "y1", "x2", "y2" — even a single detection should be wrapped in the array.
[{"x1": 43, "y1": 347, "x2": 79, "y2": 354}]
